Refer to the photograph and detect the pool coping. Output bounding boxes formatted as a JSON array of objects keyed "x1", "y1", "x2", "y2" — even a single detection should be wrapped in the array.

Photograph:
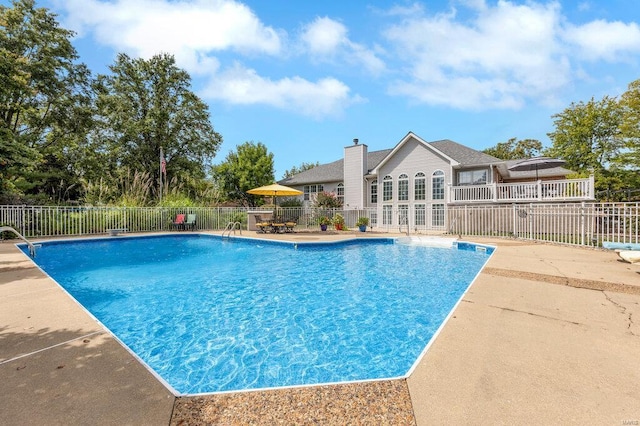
[
  {"x1": 1, "y1": 231, "x2": 639, "y2": 424},
  {"x1": 13, "y1": 233, "x2": 495, "y2": 398}
]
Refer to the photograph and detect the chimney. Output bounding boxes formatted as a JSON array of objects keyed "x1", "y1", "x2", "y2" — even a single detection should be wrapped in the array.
[{"x1": 344, "y1": 138, "x2": 367, "y2": 211}]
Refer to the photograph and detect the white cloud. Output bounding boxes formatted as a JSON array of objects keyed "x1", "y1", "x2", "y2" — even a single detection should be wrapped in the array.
[
  {"x1": 301, "y1": 16, "x2": 347, "y2": 55},
  {"x1": 202, "y1": 63, "x2": 362, "y2": 119},
  {"x1": 383, "y1": 3, "x2": 425, "y2": 17},
  {"x1": 56, "y1": 0, "x2": 365, "y2": 118},
  {"x1": 384, "y1": 1, "x2": 570, "y2": 109},
  {"x1": 383, "y1": 1, "x2": 640, "y2": 110},
  {"x1": 59, "y1": 0, "x2": 282, "y2": 74},
  {"x1": 300, "y1": 17, "x2": 386, "y2": 75},
  {"x1": 563, "y1": 20, "x2": 640, "y2": 61}
]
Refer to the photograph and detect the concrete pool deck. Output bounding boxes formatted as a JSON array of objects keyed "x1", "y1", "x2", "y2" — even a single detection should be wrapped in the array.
[{"x1": 1, "y1": 231, "x2": 638, "y2": 425}]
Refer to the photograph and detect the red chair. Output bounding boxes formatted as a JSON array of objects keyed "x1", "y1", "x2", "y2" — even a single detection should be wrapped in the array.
[{"x1": 171, "y1": 214, "x2": 186, "y2": 230}]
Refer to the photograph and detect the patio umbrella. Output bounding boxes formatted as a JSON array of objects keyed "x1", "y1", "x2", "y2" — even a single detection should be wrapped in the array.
[
  {"x1": 508, "y1": 156, "x2": 566, "y2": 180},
  {"x1": 247, "y1": 183, "x2": 303, "y2": 206}
]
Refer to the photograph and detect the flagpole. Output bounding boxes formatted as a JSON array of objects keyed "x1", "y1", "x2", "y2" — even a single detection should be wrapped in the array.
[{"x1": 159, "y1": 147, "x2": 163, "y2": 202}]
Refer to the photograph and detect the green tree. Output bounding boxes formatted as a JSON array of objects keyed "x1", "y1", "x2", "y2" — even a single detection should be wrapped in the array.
[
  {"x1": 211, "y1": 141, "x2": 274, "y2": 206},
  {"x1": 483, "y1": 138, "x2": 542, "y2": 160},
  {"x1": 282, "y1": 161, "x2": 319, "y2": 179},
  {"x1": 618, "y1": 79, "x2": 640, "y2": 179},
  {"x1": 546, "y1": 96, "x2": 624, "y2": 193},
  {"x1": 93, "y1": 53, "x2": 222, "y2": 201},
  {"x1": 0, "y1": 0, "x2": 93, "y2": 203}
]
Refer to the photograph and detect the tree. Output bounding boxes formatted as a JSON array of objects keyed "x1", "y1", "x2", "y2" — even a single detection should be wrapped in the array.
[
  {"x1": 0, "y1": 0, "x2": 93, "y2": 202},
  {"x1": 211, "y1": 142, "x2": 274, "y2": 206},
  {"x1": 618, "y1": 79, "x2": 640, "y2": 174},
  {"x1": 93, "y1": 53, "x2": 222, "y2": 200},
  {"x1": 546, "y1": 96, "x2": 624, "y2": 193},
  {"x1": 482, "y1": 138, "x2": 542, "y2": 160},
  {"x1": 282, "y1": 161, "x2": 319, "y2": 179}
]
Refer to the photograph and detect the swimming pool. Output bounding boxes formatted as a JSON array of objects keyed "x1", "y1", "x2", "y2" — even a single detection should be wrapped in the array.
[{"x1": 23, "y1": 234, "x2": 493, "y2": 395}]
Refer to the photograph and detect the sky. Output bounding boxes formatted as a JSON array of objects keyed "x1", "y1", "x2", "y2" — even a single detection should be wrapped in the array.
[{"x1": 12, "y1": 0, "x2": 640, "y2": 178}]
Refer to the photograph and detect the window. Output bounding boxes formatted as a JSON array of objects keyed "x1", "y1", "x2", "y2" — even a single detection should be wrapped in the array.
[
  {"x1": 383, "y1": 175, "x2": 393, "y2": 201},
  {"x1": 432, "y1": 204, "x2": 445, "y2": 227},
  {"x1": 383, "y1": 205, "x2": 392, "y2": 225},
  {"x1": 398, "y1": 204, "x2": 409, "y2": 227},
  {"x1": 414, "y1": 172, "x2": 426, "y2": 201},
  {"x1": 370, "y1": 179, "x2": 378, "y2": 204},
  {"x1": 415, "y1": 204, "x2": 426, "y2": 226},
  {"x1": 336, "y1": 183, "x2": 344, "y2": 203},
  {"x1": 457, "y1": 169, "x2": 487, "y2": 186},
  {"x1": 303, "y1": 184, "x2": 323, "y2": 201},
  {"x1": 432, "y1": 170, "x2": 444, "y2": 200},
  {"x1": 398, "y1": 174, "x2": 408, "y2": 201}
]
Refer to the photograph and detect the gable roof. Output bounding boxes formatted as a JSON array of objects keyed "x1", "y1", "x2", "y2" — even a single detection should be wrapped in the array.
[{"x1": 278, "y1": 132, "x2": 566, "y2": 186}]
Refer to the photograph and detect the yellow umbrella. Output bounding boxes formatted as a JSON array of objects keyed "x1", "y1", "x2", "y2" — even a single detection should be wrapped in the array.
[{"x1": 247, "y1": 183, "x2": 303, "y2": 206}]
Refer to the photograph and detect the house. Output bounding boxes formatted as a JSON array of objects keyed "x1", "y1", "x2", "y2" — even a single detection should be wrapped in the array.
[{"x1": 280, "y1": 132, "x2": 594, "y2": 229}]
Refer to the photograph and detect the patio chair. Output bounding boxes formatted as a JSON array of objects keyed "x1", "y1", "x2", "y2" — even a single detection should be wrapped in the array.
[
  {"x1": 171, "y1": 213, "x2": 186, "y2": 230},
  {"x1": 284, "y1": 217, "x2": 298, "y2": 233},
  {"x1": 185, "y1": 214, "x2": 197, "y2": 231},
  {"x1": 254, "y1": 215, "x2": 271, "y2": 233}
]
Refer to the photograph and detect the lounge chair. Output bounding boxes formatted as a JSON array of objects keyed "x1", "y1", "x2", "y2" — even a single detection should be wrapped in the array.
[
  {"x1": 171, "y1": 213, "x2": 186, "y2": 230},
  {"x1": 185, "y1": 214, "x2": 197, "y2": 231},
  {"x1": 617, "y1": 250, "x2": 640, "y2": 264}
]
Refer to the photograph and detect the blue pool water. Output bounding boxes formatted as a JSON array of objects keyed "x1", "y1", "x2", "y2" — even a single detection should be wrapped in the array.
[{"x1": 24, "y1": 235, "x2": 493, "y2": 394}]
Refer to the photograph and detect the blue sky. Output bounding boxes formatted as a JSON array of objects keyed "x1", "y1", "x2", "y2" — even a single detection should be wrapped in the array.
[{"x1": 15, "y1": 0, "x2": 640, "y2": 178}]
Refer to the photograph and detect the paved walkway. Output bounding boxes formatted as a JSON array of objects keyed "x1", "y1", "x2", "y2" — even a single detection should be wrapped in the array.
[{"x1": 0, "y1": 232, "x2": 638, "y2": 425}]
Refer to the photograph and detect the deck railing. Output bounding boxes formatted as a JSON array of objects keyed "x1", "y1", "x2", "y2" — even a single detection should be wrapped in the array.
[
  {"x1": 1, "y1": 201, "x2": 638, "y2": 248},
  {"x1": 449, "y1": 177, "x2": 595, "y2": 203}
]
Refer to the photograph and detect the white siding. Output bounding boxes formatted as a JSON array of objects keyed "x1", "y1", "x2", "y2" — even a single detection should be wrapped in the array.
[
  {"x1": 343, "y1": 143, "x2": 367, "y2": 209},
  {"x1": 376, "y1": 136, "x2": 452, "y2": 230}
]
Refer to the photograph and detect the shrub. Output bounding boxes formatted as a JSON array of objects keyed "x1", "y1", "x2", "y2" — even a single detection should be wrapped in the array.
[
  {"x1": 356, "y1": 217, "x2": 369, "y2": 226},
  {"x1": 314, "y1": 191, "x2": 342, "y2": 208}
]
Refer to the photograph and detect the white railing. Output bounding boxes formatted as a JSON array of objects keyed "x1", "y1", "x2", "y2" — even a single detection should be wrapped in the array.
[
  {"x1": 0, "y1": 206, "x2": 248, "y2": 238},
  {"x1": 449, "y1": 177, "x2": 595, "y2": 203},
  {"x1": 447, "y1": 202, "x2": 640, "y2": 246},
  {"x1": 2, "y1": 202, "x2": 638, "y2": 248}
]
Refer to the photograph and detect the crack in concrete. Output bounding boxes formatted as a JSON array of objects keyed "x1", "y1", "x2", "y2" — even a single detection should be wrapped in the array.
[
  {"x1": 603, "y1": 291, "x2": 637, "y2": 336},
  {"x1": 483, "y1": 267, "x2": 640, "y2": 295},
  {"x1": 486, "y1": 304, "x2": 584, "y2": 326}
]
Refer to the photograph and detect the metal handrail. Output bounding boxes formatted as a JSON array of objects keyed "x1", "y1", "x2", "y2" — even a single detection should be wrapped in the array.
[
  {"x1": 0, "y1": 226, "x2": 38, "y2": 257},
  {"x1": 221, "y1": 221, "x2": 242, "y2": 238}
]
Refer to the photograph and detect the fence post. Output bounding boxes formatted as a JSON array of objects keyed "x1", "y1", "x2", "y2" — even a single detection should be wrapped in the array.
[
  {"x1": 20, "y1": 205, "x2": 25, "y2": 236},
  {"x1": 580, "y1": 202, "x2": 585, "y2": 246}
]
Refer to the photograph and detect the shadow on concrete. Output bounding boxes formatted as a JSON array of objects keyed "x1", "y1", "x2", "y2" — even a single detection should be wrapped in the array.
[{"x1": 0, "y1": 327, "x2": 175, "y2": 425}]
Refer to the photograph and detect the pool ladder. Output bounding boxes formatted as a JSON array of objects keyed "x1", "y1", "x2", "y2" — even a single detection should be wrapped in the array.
[
  {"x1": 0, "y1": 226, "x2": 38, "y2": 257},
  {"x1": 399, "y1": 215, "x2": 410, "y2": 236},
  {"x1": 222, "y1": 221, "x2": 242, "y2": 238}
]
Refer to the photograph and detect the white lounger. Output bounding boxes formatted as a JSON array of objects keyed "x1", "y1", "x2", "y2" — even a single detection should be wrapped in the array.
[{"x1": 617, "y1": 250, "x2": 640, "y2": 264}]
